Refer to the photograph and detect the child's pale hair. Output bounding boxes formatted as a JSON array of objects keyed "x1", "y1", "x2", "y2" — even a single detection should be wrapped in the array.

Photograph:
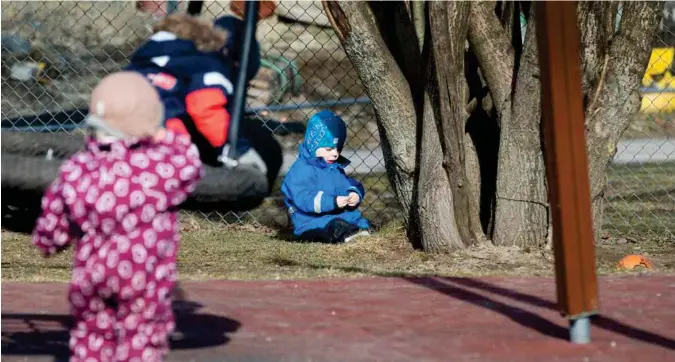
[{"x1": 152, "y1": 13, "x2": 230, "y2": 53}]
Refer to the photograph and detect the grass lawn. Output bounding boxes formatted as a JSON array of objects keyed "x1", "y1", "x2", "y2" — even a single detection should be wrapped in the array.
[{"x1": 2, "y1": 163, "x2": 673, "y2": 282}]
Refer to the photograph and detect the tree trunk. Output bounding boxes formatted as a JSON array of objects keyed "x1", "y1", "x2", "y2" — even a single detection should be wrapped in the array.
[
  {"x1": 323, "y1": 1, "x2": 418, "y2": 225},
  {"x1": 428, "y1": 1, "x2": 477, "y2": 245},
  {"x1": 324, "y1": 1, "x2": 470, "y2": 250},
  {"x1": 493, "y1": 4, "x2": 549, "y2": 248},
  {"x1": 324, "y1": 0, "x2": 662, "y2": 252},
  {"x1": 582, "y1": 1, "x2": 663, "y2": 238},
  {"x1": 467, "y1": 2, "x2": 548, "y2": 247}
]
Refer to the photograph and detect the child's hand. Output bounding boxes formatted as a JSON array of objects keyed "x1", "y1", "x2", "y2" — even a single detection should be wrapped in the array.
[
  {"x1": 336, "y1": 196, "x2": 350, "y2": 208},
  {"x1": 347, "y1": 192, "x2": 360, "y2": 207}
]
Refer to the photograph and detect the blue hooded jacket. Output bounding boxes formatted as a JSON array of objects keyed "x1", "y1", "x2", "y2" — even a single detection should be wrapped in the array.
[
  {"x1": 124, "y1": 15, "x2": 260, "y2": 154},
  {"x1": 281, "y1": 110, "x2": 370, "y2": 236}
]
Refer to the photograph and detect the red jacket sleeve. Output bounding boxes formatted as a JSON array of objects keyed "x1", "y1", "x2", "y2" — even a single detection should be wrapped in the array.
[{"x1": 185, "y1": 71, "x2": 234, "y2": 148}]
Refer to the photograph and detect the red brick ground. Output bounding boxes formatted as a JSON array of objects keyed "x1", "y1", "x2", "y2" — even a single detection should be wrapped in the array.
[{"x1": 3, "y1": 274, "x2": 675, "y2": 362}]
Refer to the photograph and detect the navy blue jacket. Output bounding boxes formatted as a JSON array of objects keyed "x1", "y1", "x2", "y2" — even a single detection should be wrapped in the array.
[
  {"x1": 281, "y1": 111, "x2": 370, "y2": 236},
  {"x1": 124, "y1": 16, "x2": 260, "y2": 154}
]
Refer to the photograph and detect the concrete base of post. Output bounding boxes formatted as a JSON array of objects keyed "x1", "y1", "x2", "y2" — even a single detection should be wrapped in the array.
[{"x1": 569, "y1": 316, "x2": 591, "y2": 344}]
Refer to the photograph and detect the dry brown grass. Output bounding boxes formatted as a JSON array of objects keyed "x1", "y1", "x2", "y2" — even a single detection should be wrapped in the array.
[
  {"x1": 3, "y1": 214, "x2": 673, "y2": 283},
  {"x1": 2, "y1": 161, "x2": 673, "y2": 282}
]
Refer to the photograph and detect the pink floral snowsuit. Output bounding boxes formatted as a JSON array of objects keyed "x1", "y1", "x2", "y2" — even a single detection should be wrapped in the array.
[{"x1": 32, "y1": 131, "x2": 202, "y2": 362}]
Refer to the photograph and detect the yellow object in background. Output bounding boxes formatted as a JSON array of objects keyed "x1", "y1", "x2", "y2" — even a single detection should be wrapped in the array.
[
  {"x1": 640, "y1": 91, "x2": 675, "y2": 113},
  {"x1": 640, "y1": 47, "x2": 675, "y2": 113},
  {"x1": 642, "y1": 47, "x2": 674, "y2": 88}
]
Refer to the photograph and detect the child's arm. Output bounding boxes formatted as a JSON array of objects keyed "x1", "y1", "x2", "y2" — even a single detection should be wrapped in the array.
[
  {"x1": 282, "y1": 170, "x2": 339, "y2": 214},
  {"x1": 32, "y1": 166, "x2": 76, "y2": 257},
  {"x1": 158, "y1": 132, "x2": 204, "y2": 208},
  {"x1": 184, "y1": 71, "x2": 234, "y2": 148}
]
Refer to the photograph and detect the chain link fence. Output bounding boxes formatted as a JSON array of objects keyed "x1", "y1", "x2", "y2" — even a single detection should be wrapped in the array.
[
  {"x1": 603, "y1": 3, "x2": 675, "y2": 242},
  {"x1": 1, "y1": 1, "x2": 673, "y2": 241}
]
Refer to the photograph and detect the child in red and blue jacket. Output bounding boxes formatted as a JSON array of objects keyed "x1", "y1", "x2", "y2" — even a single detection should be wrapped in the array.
[{"x1": 125, "y1": 14, "x2": 261, "y2": 168}]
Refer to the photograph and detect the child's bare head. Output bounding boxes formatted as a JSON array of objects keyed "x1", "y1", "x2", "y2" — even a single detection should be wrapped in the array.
[
  {"x1": 152, "y1": 13, "x2": 229, "y2": 53},
  {"x1": 86, "y1": 71, "x2": 163, "y2": 140}
]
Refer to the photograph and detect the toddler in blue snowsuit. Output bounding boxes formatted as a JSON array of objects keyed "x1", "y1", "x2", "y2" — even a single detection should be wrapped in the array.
[{"x1": 282, "y1": 110, "x2": 371, "y2": 243}]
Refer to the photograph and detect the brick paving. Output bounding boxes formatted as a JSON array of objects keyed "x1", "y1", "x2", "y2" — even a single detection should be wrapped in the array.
[{"x1": 2, "y1": 274, "x2": 675, "y2": 361}]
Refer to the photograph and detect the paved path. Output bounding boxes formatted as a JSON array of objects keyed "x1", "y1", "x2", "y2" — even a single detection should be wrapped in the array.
[
  {"x1": 3, "y1": 275, "x2": 674, "y2": 362},
  {"x1": 280, "y1": 138, "x2": 675, "y2": 175}
]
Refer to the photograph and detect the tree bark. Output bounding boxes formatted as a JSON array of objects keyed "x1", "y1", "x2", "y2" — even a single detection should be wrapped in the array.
[
  {"x1": 323, "y1": 1, "x2": 418, "y2": 229},
  {"x1": 324, "y1": 1, "x2": 469, "y2": 251},
  {"x1": 324, "y1": 0, "x2": 662, "y2": 252},
  {"x1": 492, "y1": 4, "x2": 549, "y2": 247},
  {"x1": 429, "y1": 1, "x2": 477, "y2": 245},
  {"x1": 584, "y1": 1, "x2": 663, "y2": 238}
]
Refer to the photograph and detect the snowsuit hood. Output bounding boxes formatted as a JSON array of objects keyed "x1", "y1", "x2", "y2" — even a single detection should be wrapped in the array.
[{"x1": 213, "y1": 15, "x2": 261, "y2": 82}]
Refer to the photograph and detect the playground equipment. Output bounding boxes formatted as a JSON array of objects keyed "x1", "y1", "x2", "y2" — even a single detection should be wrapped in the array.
[
  {"x1": 0, "y1": 0, "x2": 277, "y2": 229},
  {"x1": 536, "y1": 2, "x2": 599, "y2": 344}
]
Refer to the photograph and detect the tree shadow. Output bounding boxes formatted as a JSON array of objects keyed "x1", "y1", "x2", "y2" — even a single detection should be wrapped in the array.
[
  {"x1": 406, "y1": 277, "x2": 569, "y2": 340},
  {"x1": 1, "y1": 298, "x2": 241, "y2": 361},
  {"x1": 270, "y1": 259, "x2": 675, "y2": 350},
  {"x1": 437, "y1": 277, "x2": 675, "y2": 351}
]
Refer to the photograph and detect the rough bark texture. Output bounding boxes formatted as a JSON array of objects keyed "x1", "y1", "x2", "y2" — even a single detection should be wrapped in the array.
[
  {"x1": 324, "y1": 1, "x2": 470, "y2": 251},
  {"x1": 429, "y1": 1, "x2": 476, "y2": 245},
  {"x1": 417, "y1": 89, "x2": 464, "y2": 251},
  {"x1": 583, "y1": 1, "x2": 663, "y2": 238},
  {"x1": 468, "y1": 2, "x2": 514, "y2": 122},
  {"x1": 492, "y1": 4, "x2": 549, "y2": 247},
  {"x1": 325, "y1": 0, "x2": 662, "y2": 252},
  {"x1": 323, "y1": 1, "x2": 418, "y2": 229}
]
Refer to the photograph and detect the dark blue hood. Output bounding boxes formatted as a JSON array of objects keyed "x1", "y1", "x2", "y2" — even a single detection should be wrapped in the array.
[{"x1": 213, "y1": 15, "x2": 261, "y2": 83}]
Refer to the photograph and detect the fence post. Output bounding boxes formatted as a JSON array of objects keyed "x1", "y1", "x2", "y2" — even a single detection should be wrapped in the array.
[{"x1": 535, "y1": 1, "x2": 600, "y2": 344}]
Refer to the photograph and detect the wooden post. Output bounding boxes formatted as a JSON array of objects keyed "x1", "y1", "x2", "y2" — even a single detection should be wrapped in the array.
[{"x1": 535, "y1": 1, "x2": 599, "y2": 344}]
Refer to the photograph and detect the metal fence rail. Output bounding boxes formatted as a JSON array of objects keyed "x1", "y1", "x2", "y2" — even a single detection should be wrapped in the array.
[{"x1": 1, "y1": 1, "x2": 672, "y2": 241}]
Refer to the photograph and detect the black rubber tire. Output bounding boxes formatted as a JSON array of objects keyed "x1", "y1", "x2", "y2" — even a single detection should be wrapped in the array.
[
  {"x1": 1, "y1": 151, "x2": 269, "y2": 233},
  {"x1": 1, "y1": 152, "x2": 268, "y2": 203},
  {"x1": 1, "y1": 117, "x2": 284, "y2": 192},
  {"x1": 238, "y1": 117, "x2": 284, "y2": 192}
]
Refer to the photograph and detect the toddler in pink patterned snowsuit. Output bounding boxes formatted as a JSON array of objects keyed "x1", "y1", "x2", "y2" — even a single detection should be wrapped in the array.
[{"x1": 32, "y1": 71, "x2": 202, "y2": 362}]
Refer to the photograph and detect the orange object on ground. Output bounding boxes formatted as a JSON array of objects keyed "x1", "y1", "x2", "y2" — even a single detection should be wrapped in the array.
[
  {"x1": 617, "y1": 255, "x2": 654, "y2": 270},
  {"x1": 230, "y1": 0, "x2": 277, "y2": 20}
]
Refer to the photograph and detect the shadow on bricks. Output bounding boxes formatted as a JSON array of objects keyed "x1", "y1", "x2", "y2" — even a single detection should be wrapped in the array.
[
  {"x1": 272, "y1": 258, "x2": 675, "y2": 352},
  {"x1": 1, "y1": 298, "x2": 241, "y2": 360},
  {"x1": 432, "y1": 276, "x2": 675, "y2": 351}
]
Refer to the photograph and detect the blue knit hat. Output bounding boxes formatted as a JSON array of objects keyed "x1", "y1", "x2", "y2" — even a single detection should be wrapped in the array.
[{"x1": 302, "y1": 110, "x2": 347, "y2": 156}]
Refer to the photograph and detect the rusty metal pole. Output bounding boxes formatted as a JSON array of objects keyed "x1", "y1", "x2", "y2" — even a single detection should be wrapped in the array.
[{"x1": 535, "y1": 1, "x2": 599, "y2": 344}]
